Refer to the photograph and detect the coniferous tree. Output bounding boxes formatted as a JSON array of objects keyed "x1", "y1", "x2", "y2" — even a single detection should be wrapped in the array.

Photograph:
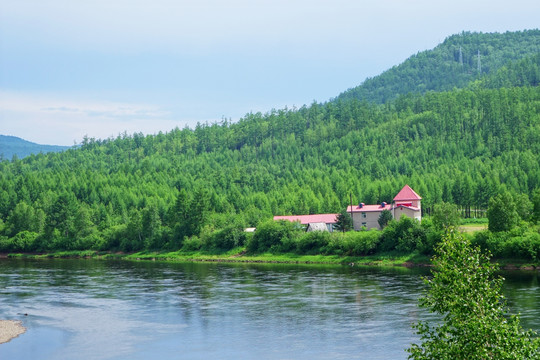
[
  {"x1": 378, "y1": 209, "x2": 393, "y2": 229},
  {"x1": 334, "y1": 210, "x2": 353, "y2": 232}
]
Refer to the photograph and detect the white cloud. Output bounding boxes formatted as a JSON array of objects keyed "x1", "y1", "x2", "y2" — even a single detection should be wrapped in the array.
[
  {"x1": 0, "y1": 91, "x2": 183, "y2": 145},
  {"x1": 2, "y1": 0, "x2": 539, "y2": 146}
]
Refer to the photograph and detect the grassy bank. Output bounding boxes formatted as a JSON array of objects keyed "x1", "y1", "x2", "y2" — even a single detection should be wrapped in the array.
[
  {"x1": 4, "y1": 248, "x2": 431, "y2": 266},
  {"x1": 4, "y1": 248, "x2": 538, "y2": 270}
]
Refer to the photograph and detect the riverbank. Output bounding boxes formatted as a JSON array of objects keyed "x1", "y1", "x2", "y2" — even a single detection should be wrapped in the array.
[
  {"x1": 4, "y1": 249, "x2": 431, "y2": 266},
  {"x1": 3, "y1": 250, "x2": 539, "y2": 270},
  {"x1": 0, "y1": 320, "x2": 26, "y2": 344}
]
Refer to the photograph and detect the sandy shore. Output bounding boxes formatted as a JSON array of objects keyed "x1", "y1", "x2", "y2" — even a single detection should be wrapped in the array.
[{"x1": 0, "y1": 320, "x2": 26, "y2": 344}]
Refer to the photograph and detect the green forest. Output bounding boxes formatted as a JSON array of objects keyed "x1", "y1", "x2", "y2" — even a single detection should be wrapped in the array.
[{"x1": 1, "y1": 30, "x2": 539, "y2": 261}]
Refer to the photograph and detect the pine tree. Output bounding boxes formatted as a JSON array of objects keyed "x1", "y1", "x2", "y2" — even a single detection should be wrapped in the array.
[
  {"x1": 334, "y1": 209, "x2": 353, "y2": 232},
  {"x1": 378, "y1": 209, "x2": 393, "y2": 229}
]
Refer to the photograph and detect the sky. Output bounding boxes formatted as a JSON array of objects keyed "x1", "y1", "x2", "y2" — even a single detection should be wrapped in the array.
[{"x1": 1, "y1": 0, "x2": 539, "y2": 145}]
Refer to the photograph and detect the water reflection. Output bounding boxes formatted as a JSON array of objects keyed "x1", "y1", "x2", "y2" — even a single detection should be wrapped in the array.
[{"x1": 0, "y1": 259, "x2": 537, "y2": 360}]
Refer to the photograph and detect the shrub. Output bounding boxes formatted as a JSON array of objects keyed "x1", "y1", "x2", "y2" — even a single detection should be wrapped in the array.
[
  {"x1": 472, "y1": 226, "x2": 540, "y2": 261},
  {"x1": 99, "y1": 224, "x2": 126, "y2": 251},
  {"x1": 471, "y1": 229, "x2": 491, "y2": 251},
  {"x1": 419, "y1": 229, "x2": 443, "y2": 255},
  {"x1": 295, "y1": 231, "x2": 331, "y2": 255},
  {"x1": 74, "y1": 234, "x2": 102, "y2": 251},
  {"x1": 182, "y1": 236, "x2": 202, "y2": 251},
  {"x1": 0, "y1": 236, "x2": 12, "y2": 252},
  {"x1": 521, "y1": 232, "x2": 540, "y2": 261},
  {"x1": 325, "y1": 230, "x2": 381, "y2": 256},
  {"x1": 247, "y1": 220, "x2": 299, "y2": 253},
  {"x1": 11, "y1": 231, "x2": 39, "y2": 252},
  {"x1": 203, "y1": 224, "x2": 247, "y2": 252},
  {"x1": 378, "y1": 216, "x2": 425, "y2": 253}
]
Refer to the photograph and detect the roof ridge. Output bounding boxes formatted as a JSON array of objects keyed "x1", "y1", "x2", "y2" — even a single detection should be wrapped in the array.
[{"x1": 393, "y1": 185, "x2": 422, "y2": 201}]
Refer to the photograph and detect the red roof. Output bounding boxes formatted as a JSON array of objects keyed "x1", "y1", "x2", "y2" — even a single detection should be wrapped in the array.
[
  {"x1": 393, "y1": 185, "x2": 422, "y2": 201},
  {"x1": 273, "y1": 214, "x2": 338, "y2": 225},
  {"x1": 347, "y1": 204, "x2": 393, "y2": 213}
]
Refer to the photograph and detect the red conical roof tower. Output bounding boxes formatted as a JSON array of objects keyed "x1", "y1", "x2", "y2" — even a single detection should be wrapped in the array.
[{"x1": 393, "y1": 185, "x2": 422, "y2": 201}]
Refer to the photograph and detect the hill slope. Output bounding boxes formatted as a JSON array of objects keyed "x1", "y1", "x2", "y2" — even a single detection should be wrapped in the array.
[
  {"x1": 0, "y1": 135, "x2": 71, "y2": 160},
  {"x1": 0, "y1": 30, "x2": 538, "y2": 253},
  {"x1": 336, "y1": 30, "x2": 540, "y2": 103}
]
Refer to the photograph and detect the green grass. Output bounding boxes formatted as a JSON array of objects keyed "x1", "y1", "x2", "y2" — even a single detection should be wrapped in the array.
[
  {"x1": 6, "y1": 248, "x2": 536, "y2": 269},
  {"x1": 461, "y1": 218, "x2": 489, "y2": 225},
  {"x1": 7, "y1": 250, "x2": 98, "y2": 259},
  {"x1": 459, "y1": 223, "x2": 488, "y2": 233},
  {"x1": 6, "y1": 248, "x2": 431, "y2": 267}
]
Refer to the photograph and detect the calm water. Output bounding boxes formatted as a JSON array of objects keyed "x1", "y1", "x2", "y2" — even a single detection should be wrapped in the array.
[{"x1": 0, "y1": 259, "x2": 538, "y2": 360}]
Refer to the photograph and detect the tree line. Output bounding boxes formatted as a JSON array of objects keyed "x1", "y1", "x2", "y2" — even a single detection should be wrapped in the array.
[
  {"x1": 337, "y1": 30, "x2": 540, "y2": 103},
  {"x1": 0, "y1": 31, "x2": 539, "y2": 255}
]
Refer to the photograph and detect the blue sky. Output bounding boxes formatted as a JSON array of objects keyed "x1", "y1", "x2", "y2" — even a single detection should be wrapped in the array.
[{"x1": 1, "y1": 0, "x2": 539, "y2": 145}]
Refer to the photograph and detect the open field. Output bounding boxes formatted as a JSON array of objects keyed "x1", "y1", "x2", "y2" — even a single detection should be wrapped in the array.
[{"x1": 459, "y1": 224, "x2": 488, "y2": 233}]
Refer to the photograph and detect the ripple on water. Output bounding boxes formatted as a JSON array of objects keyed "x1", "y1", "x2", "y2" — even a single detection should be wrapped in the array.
[{"x1": 0, "y1": 260, "x2": 538, "y2": 360}]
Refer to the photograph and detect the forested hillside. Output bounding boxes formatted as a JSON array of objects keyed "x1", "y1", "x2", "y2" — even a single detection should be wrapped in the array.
[
  {"x1": 0, "y1": 30, "x2": 539, "y2": 253},
  {"x1": 337, "y1": 30, "x2": 540, "y2": 103}
]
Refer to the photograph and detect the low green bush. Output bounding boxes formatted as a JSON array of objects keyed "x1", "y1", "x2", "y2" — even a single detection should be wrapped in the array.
[
  {"x1": 325, "y1": 230, "x2": 380, "y2": 256},
  {"x1": 472, "y1": 225, "x2": 540, "y2": 261},
  {"x1": 202, "y1": 224, "x2": 247, "y2": 252},
  {"x1": 378, "y1": 216, "x2": 426, "y2": 253},
  {"x1": 182, "y1": 236, "x2": 202, "y2": 251},
  {"x1": 247, "y1": 220, "x2": 300, "y2": 253},
  {"x1": 295, "y1": 231, "x2": 331, "y2": 255}
]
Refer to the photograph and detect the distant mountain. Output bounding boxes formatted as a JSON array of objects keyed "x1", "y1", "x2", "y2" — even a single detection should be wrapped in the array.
[
  {"x1": 336, "y1": 30, "x2": 540, "y2": 103},
  {"x1": 0, "y1": 135, "x2": 71, "y2": 160}
]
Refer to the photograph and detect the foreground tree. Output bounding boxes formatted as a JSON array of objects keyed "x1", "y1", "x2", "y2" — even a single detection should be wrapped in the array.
[
  {"x1": 407, "y1": 230, "x2": 539, "y2": 359},
  {"x1": 377, "y1": 209, "x2": 393, "y2": 229},
  {"x1": 334, "y1": 210, "x2": 353, "y2": 232},
  {"x1": 431, "y1": 202, "x2": 460, "y2": 230},
  {"x1": 487, "y1": 192, "x2": 519, "y2": 232}
]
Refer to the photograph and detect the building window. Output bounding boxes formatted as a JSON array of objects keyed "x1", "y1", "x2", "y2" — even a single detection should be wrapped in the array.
[
  {"x1": 362, "y1": 212, "x2": 366, "y2": 218},
  {"x1": 361, "y1": 222, "x2": 367, "y2": 227}
]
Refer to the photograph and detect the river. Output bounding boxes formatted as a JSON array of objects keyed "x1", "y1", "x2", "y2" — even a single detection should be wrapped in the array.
[{"x1": 0, "y1": 259, "x2": 538, "y2": 359}]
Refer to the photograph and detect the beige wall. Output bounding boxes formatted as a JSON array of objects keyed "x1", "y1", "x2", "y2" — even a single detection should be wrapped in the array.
[
  {"x1": 394, "y1": 207, "x2": 421, "y2": 221},
  {"x1": 352, "y1": 211, "x2": 382, "y2": 230},
  {"x1": 352, "y1": 206, "x2": 422, "y2": 230}
]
